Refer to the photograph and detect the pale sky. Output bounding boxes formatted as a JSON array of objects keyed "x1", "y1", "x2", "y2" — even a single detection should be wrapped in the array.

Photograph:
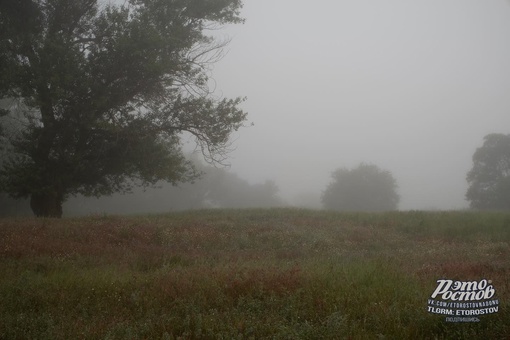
[{"x1": 202, "y1": 0, "x2": 510, "y2": 210}]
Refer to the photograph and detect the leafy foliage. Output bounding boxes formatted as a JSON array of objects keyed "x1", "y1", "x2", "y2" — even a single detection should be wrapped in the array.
[
  {"x1": 0, "y1": 0, "x2": 247, "y2": 217},
  {"x1": 322, "y1": 163, "x2": 399, "y2": 212},
  {"x1": 466, "y1": 133, "x2": 510, "y2": 210}
]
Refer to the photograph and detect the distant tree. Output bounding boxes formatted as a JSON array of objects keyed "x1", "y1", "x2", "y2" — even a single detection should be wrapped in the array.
[
  {"x1": 322, "y1": 163, "x2": 399, "y2": 212},
  {"x1": 0, "y1": 0, "x2": 247, "y2": 217},
  {"x1": 466, "y1": 133, "x2": 510, "y2": 210},
  {"x1": 198, "y1": 166, "x2": 284, "y2": 208},
  {"x1": 0, "y1": 101, "x2": 32, "y2": 216},
  {"x1": 0, "y1": 193, "x2": 31, "y2": 216},
  {"x1": 62, "y1": 155, "x2": 284, "y2": 216}
]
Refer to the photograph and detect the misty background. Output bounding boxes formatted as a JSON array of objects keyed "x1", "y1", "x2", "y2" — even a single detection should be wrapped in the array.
[
  {"x1": 207, "y1": 0, "x2": 510, "y2": 210},
  {"x1": 3, "y1": 0, "x2": 510, "y2": 215}
]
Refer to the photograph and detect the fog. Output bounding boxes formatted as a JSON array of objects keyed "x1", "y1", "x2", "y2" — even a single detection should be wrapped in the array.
[
  {"x1": 206, "y1": 0, "x2": 510, "y2": 210},
  {"x1": 3, "y1": 0, "x2": 510, "y2": 216}
]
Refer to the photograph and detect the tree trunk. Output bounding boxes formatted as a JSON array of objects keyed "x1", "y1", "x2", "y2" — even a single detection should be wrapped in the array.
[{"x1": 30, "y1": 191, "x2": 64, "y2": 218}]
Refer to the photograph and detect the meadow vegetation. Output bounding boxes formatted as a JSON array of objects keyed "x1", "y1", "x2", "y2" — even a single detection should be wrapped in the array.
[{"x1": 0, "y1": 209, "x2": 509, "y2": 339}]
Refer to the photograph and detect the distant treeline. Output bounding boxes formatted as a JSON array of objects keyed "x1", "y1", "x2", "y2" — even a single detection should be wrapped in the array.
[{"x1": 0, "y1": 160, "x2": 284, "y2": 217}]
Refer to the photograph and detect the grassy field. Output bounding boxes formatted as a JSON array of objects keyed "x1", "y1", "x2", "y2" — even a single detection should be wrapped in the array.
[{"x1": 0, "y1": 208, "x2": 509, "y2": 339}]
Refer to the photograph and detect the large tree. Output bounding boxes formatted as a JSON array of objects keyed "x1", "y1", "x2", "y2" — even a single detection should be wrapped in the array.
[
  {"x1": 0, "y1": 0, "x2": 247, "y2": 217},
  {"x1": 322, "y1": 163, "x2": 399, "y2": 212},
  {"x1": 466, "y1": 133, "x2": 510, "y2": 210}
]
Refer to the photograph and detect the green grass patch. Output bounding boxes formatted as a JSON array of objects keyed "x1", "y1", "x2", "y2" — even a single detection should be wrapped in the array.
[{"x1": 0, "y1": 208, "x2": 509, "y2": 339}]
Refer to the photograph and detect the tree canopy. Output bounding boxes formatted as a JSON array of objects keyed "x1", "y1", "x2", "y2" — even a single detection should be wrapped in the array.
[
  {"x1": 466, "y1": 133, "x2": 510, "y2": 210},
  {"x1": 321, "y1": 163, "x2": 399, "y2": 212},
  {"x1": 0, "y1": 0, "x2": 247, "y2": 217}
]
